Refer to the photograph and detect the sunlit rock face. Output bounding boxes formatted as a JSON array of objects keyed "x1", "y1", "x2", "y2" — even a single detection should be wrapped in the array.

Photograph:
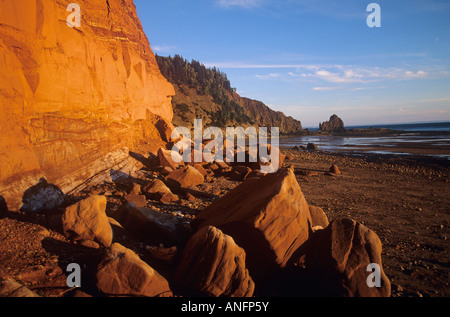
[{"x1": 0, "y1": 0, "x2": 175, "y2": 210}]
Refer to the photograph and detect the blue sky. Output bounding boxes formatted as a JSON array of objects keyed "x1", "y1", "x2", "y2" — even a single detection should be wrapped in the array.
[{"x1": 134, "y1": 0, "x2": 450, "y2": 127}]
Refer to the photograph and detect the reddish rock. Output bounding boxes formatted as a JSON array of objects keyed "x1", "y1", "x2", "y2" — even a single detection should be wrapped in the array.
[
  {"x1": 142, "y1": 179, "x2": 173, "y2": 201},
  {"x1": 95, "y1": 243, "x2": 172, "y2": 297},
  {"x1": 175, "y1": 226, "x2": 255, "y2": 297},
  {"x1": 158, "y1": 148, "x2": 184, "y2": 170},
  {"x1": 330, "y1": 164, "x2": 341, "y2": 175},
  {"x1": 215, "y1": 161, "x2": 230, "y2": 169},
  {"x1": 185, "y1": 193, "x2": 196, "y2": 202},
  {"x1": 128, "y1": 183, "x2": 141, "y2": 196},
  {"x1": 166, "y1": 166, "x2": 204, "y2": 189},
  {"x1": 290, "y1": 218, "x2": 391, "y2": 297},
  {"x1": 309, "y1": 205, "x2": 329, "y2": 230},
  {"x1": 0, "y1": 278, "x2": 40, "y2": 297},
  {"x1": 110, "y1": 204, "x2": 189, "y2": 247},
  {"x1": 230, "y1": 166, "x2": 252, "y2": 181},
  {"x1": 62, "y1": 195, "x2": 113, "y2": 248},
  {"x1": 193, "y1": 164, "x2": 208, "y2": 176},
  {"x1": 160, "y1": 192, "x2": 179, "y2": 204},
  {"x1": 124, "y1": 194, "x2": 147, "y2": 208},
  {"x1": 193, "y1": 168, "x2": 313, "y2": 278}
]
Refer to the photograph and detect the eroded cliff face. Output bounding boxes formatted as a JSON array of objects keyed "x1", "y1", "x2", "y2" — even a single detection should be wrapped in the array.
[{"x1": 0, "y1": 0, "x2": 175, "y2": 210}]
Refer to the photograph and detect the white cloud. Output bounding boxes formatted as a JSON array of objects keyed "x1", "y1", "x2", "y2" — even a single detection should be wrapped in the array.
[
  {"x1": 152, "y1": 45, "x2": 176, "y2": 53},
  {"x1": 217, "y1": 0, "x2": 264, "y2": 8},
  {"x1": 255, "y1": 73, "x2": 281, "y2": 79}
]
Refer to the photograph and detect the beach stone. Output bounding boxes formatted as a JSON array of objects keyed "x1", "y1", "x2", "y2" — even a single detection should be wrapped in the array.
[
  {"x1": 193, "y1": 168, "x2": 313, "y2": 278},
  {"x1": 289, "y1": 218, "x2": 391, "y2": 297},
  {"x1": 193, "y1": 164, "x2": 208, "y2": 176},
  {"x1": 158, "y1": 148, "x2": 184, "y2": 170},
  {"x1": 0, "y1": 278, "x2": 40, "y2": 297},
  {"x1": 124, "y1": 194, "x2": 147, "y2": 208},
  {"x1": 160, "y1": 192, "x2": 179, "y2": 204},
  {"x1": 230, "y1": 166, "x2": 252, "y2": 181},
  {"x1": 306, "y1": 143, "x2": 318, "y2": 151},
  {"x1": 95, "y1": 243, "x2": 172, "y2": 297},
  {"x1": 175, "y1": 226, "x2": 255, "y2": 297},
  {"x1": 309, "y1": 205, "x2": 329, "y2": 230},
  {"x1": 128, "y1": 183, "x2": 141, "y2": 195},
  {"x1": 142, "y1": 179, "x2": 173, "y2": 201},
  {"x1": 330, "y1": 165, "x2": 341, "y2": 175},
  {"x1": 166, "y1": 165, "x2": 204, "y2": 189},
  {"x1": 110, "y1": 203, "x2": 189, "y2": 246},
  {"x1": 62, "y1": 195, "x2": 113, "y2": 248}
]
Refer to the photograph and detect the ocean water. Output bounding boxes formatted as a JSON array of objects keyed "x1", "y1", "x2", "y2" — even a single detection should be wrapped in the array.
[
  {"x1": 281, "y1": 122, "x2": 450, "y2": 160},
  {"x1": 346, "y1": 121, "x2": 450, "y2": 132}
]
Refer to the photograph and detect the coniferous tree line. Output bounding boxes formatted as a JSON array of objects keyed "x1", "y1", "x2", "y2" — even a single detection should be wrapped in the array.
[{"x1": 155, "y1": 54, "x2": 253, "y2": 126}]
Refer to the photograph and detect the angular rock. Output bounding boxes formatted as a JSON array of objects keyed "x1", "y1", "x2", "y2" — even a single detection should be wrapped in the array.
[
  {"x1": 330, "y1": 164, "x2": 341, "y2": 175},
  {"x1": 160, "y1": 192, "x2": 179, "y2": 204},
  {"x1": 290, "y1": 218, "x2": 391, "y2": 297},
  {"x1": 110, "y1": 204, "x2": 189, "y2": 247},
  {"x1": 166, "y1": 165, "x2": 204, "y2": 189},
  {"x1": 158, "y1": 148, "x2": 184, "y2": 170},
  {"x1": 309, "y1": 205, "x2": 329, "y2": 230},
  {"x1": 62, "y1": 195, "x2": 113, "y2": 248},
  {"x1": 175, "y1": 226, "x2": 255, "y2": 297},
  {"x1": 193, "y1": 164, "x2": 208, "y2": 177},
  {"x1": 0, "y1": 278, "x2": 40, "y2": 297},
  {"x1": 128, "y1": 183, "x2": 141, "y2": 196},
  {"x1": 124, "y1": 194, "x2": 147, "y2": 208},
  {"x1": 230, "y1": 166, "x2": 252, "y2": 181},
  {"x1": 142, "y1": 179, "x2": 173, "y2": 200},
  {"x1": 20, "y1": 178, "x2": 65, "y2": 213},
  {"x1": 95, "y1": 243, "x2": 172, "y2": 297},
  {"x1": 193, "y1": 168, "x2": 313, "y2": 278}
]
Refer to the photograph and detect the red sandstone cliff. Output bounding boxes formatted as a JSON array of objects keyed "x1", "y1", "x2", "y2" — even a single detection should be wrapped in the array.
[{"x1": 0, "y1": 0, "x2": 175, "y2": 210}]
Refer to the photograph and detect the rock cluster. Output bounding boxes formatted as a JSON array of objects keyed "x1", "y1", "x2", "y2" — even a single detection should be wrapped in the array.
[{"x1": 3, "y1": 140, "x2": 391, "y2": 297}]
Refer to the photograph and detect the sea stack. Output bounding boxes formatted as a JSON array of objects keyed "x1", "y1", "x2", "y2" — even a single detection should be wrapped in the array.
[{"x1": 319, "y1": 114, "x2": 346, "y2": 133}]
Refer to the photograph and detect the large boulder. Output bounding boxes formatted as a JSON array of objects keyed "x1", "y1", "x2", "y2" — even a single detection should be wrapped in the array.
[
  {"x1": 193, "y1": 168, "x2": 313, "y2": 278},
  {"x1": 165, "y1": 165, "x2": 204, "y2": 189},
  {"x1": 289, "y1": 218, "x2": 391, "y2": 297},
  {"x1": 62, "y1": 195, "x2": 113, "y2": 248},
  {"x1": 110, "y1": 204, "x2": 189, "y2": 247},
  {"x1": 175, "y1": 226, "x2": 255, "y2": 297},
  {"x1": 95, "y1": 243, "x2": 172, "y2": 297}
]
